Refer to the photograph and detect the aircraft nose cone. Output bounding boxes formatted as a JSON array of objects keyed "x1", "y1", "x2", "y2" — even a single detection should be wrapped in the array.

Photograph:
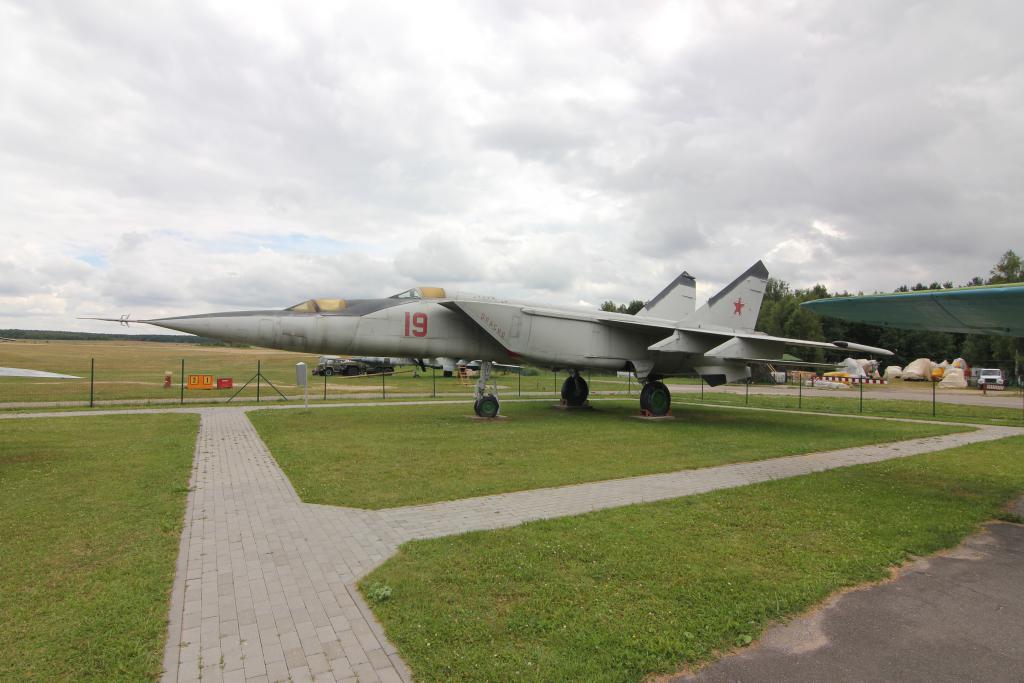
[{"x1": 146, "y1": 314, "x2": 251, "y2": 340}]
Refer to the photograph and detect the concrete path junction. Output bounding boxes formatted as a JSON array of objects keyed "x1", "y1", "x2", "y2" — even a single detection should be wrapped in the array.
[{"x1": 4, "y1": 400, "x2": 1023, "y2": 682}]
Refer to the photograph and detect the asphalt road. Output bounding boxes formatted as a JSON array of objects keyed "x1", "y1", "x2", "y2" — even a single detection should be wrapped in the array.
[{"x1": 675, "y1": 512, "x2": 1024, "y2": 682}]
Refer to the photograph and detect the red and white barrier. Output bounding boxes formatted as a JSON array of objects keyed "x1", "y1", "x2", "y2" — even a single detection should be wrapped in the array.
[{"x1": 815, "y1": 376, "x2": 887, "y2": 385}]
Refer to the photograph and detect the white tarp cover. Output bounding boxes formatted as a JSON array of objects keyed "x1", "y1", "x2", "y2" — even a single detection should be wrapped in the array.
[
  {"x1": 858, "y1": 358, "x2": 881, "y2": 378},
  {"x1": 903, "y1": 358, "x2": 933, "y2": 381},
  {"x1": 883, "y1": 365, "x2": 903, "y2": 380},
  {"x1": 810, "y1": 379, "x2": 851, "y2": 390},
  {"x1": 839, "y1": 357, "x2": 867, "y2": 377},
  {"x1": 939, "y1": 367, "x2": 968, "y2": 388}
]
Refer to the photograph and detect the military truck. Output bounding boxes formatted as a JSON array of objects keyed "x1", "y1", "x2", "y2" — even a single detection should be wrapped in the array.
[{"x1": 312, "y1": 356, "x2": 363, "y2": 376}]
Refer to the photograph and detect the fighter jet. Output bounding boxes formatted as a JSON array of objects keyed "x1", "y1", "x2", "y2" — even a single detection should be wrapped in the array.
[{"x1": 88, "y1": 261, "x2": 889, "y2": 417}]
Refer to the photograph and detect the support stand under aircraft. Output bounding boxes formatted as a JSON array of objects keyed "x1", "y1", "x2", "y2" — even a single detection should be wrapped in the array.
[{"x1": 86, "y1": 261, "x2": 890, "y2": 418}]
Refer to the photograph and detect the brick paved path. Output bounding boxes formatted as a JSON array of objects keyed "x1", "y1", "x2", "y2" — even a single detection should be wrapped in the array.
[{"x1": 156, "y1": 407, "x2": 1022, "y2": 682}]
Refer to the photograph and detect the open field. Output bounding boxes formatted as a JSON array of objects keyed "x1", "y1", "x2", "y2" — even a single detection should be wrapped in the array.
[
  {"x1": 249, "y1": 400, "x2": 966, "y2": 508},
  {"x1": 0, "y1": 339, "x2": 632, "y2": 406},
  {"x1": 361, "y1": 435, "x2": 1024, "y2": 683},
  {"x1": 0, "y1": 413, "x2": 199, "y2": 681}
]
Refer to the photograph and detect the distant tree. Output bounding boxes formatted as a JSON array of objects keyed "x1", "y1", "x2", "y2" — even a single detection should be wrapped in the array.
[
  {"x1": 599, "y1": 299, "x2": 645, "y2": 315},
  {"x1": 988, "y1": 250, "x2": 1022, "y2": 284}
]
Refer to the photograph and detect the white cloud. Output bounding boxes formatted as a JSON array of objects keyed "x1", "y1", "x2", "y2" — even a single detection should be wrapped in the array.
[
  {"x1": 1, "y1": 0, "x2": 1022, "y2": 331},
  {"x1": 812, "y1": 220, "x2": 845, "y2": 239}
]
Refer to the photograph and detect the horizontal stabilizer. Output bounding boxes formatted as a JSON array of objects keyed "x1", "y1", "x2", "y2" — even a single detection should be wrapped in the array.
[{"x1": 831, "y1": 340, "x2": 893, "y2": 356}]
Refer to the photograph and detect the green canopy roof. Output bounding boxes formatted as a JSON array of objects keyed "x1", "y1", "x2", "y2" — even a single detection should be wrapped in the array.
[{"x1": 801, "y1": 283, "x2": 1024, "y2": 337}]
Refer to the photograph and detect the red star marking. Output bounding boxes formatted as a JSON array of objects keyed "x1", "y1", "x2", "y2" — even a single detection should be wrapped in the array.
[{"x1": 733, "y1": 298, "x2": 745, "y2": 315}]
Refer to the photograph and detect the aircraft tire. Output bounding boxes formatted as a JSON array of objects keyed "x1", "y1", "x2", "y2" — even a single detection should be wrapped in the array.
[
  {"x1": 324, "y1": 367, "x2": 334, "y2": 376},
  {"x1": 344, "y1": 366, "x2": 360, "y2": 376},
  {"x1": 474, "y1": 395, "x2": 500, "y2": 418},
  {"x1": 640, "y1": 381, "x2": 671, "y2": 416},
  {"x1": 560, "y1": 375, "x2": 590, "y2": 406}
]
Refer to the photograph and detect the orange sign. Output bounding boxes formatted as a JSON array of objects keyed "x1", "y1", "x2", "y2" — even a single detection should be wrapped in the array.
[{"x1": 187, "y1": 374, "x2": 215, "y2": 390}]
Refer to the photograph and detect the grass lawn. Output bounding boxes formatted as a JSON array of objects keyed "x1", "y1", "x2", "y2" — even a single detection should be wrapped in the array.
[
  {"x1": 360, "y1": 435, "x2": 1024, "y2": 683},
  {"x1": 0, "y1": 339, "x2": 624, "y2": 405},
  {"x1": 680, "y1": 388, "x2": 1024, "y2": 425},
  {"x1": 248, "y1": 401, "x2": 966, "y2": 509},
  {"x1": 0, "y1": 414, "x2": 199, "y2": 681}
]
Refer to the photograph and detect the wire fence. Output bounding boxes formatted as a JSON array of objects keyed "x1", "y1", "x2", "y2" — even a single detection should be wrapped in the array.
[
  {"x1": 1, "y1": 341, "x2": 1021, "y2": 423},
  {"x1": 0, "y1": 342, "x2": 635, "y2": 408}
]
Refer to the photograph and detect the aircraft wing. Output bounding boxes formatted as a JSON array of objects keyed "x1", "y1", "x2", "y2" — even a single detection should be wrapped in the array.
[
  {"x1": 442, "y1": 300, "x2": 891, "y2": 362},
  {"x1": 648, "y1": 327, "x2": 891, "y2": 360},
  {"x1": 801, "y1": 284, "x2": 1024, "y2": 337}
]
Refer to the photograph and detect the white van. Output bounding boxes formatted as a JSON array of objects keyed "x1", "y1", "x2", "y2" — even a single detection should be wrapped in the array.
[{"x1": 977, "y1": 368, "x2": 1005, "y2": 391}]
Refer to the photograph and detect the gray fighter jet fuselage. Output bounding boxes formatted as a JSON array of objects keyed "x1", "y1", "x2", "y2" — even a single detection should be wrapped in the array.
[{"x1": 92, "y1": 262, "x2": 889, "y2": 417}]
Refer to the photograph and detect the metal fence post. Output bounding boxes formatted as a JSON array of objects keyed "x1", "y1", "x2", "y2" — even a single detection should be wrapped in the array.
[
  {"x1": 745, "y1": 379, "x2": 749, "y2": 405},
  {"x1": 180, "y1": 359, "x2": 185, "y2": 405},
  {"x1": 932, "y1": 379, "x2": 936, "y2": 417},
  {"x1": 798, "y1": 375, "x2": 802, "y2": 409},
  {"x1": 323, "y1": 371, "x2": 327, "y2": 401},
  {"x1": 256, "y1": 360, "x2": 261, "y2": 403},
  {"x1": 701, "y1": 377, "x2": 704, "y2": 401},
  {"x1": 382, "y1": 368, "x2": 386, "y2": 399},
  {"x1": 89, "y1": 358, "x2": 94, "y2": 408},
  {"x1": 518, "y1": 371, "x2": 521, "y2": 397},
  {"x1": 859, "y1": 380, "x2": 863, "y2": 413}
]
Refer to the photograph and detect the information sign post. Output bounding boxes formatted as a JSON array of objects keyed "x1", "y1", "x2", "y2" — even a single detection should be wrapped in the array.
[{"x1": 296, "y1": 362, "x2": 309, "y2": 408}]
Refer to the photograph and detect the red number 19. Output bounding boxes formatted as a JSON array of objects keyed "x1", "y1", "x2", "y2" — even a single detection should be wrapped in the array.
[{"x1": 404, "y1": 312, "x2": 428, "y2": 337}]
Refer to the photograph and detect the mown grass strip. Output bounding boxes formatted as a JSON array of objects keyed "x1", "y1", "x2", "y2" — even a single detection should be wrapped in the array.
[
  {"x1": 0, "y1": 414, "x2": 199, "y2": 682},
  {"x1": 249, "y1": 401, "x2": 965, "y2": 509},
  {"x1": 361, "y1": 435, "x2": 1024, "y2": 683},
  {"x1": 680, "y1": 388, "x2": 1024, "y2": 425}
]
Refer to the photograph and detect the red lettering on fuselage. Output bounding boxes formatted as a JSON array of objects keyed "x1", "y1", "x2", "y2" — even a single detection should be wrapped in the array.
[{"x1": 404, "y1": 311, "x2": 428, "y2": 337}]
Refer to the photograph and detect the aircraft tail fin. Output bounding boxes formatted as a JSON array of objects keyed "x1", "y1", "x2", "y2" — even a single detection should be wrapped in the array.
[
  {"x1": 685, "y1": 260, "x2": 769, "y2": 331},
  {"x1": 638, "y1": 271, "x2": 696, "y2": 320}
]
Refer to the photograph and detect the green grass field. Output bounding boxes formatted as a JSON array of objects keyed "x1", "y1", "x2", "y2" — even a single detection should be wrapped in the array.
[
  {"x1": 361, "y1": 435, "x2": 1024, "y2": 683},
  {"x1": 0, "y1": 339, "x2": 631, "y2": 405},
  {"x1": 0, "y1": 414, "x2": 199, "y2": 681},
  {"x1": 249, "y1": 401, "x2": 966, "y2": 509},
  {"x1": 679, "y1": 388, "x2": 1024, "y2": 425}
]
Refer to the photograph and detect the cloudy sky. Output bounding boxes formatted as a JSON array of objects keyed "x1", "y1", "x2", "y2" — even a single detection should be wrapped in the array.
[{"x1": 1, "y1": 0, "x2": 1021, "y2": 332}]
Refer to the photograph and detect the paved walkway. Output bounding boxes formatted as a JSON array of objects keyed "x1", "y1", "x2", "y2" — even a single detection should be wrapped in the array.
[
  {"x1": 156, "y1": 407, "x2": 1021, "y2": 682},
  {"x1": 676, "y1": 518, "x2": 1024, "y2": 683}
]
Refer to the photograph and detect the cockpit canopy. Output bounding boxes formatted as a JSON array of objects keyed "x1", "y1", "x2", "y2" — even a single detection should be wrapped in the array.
[
  {"x1": 389, "y1": 287, "x2": 447, "y2": 300},
  {"x1": 285, "y1": 298, "x2": 347, "y2": 313},
  {"x1": 284, "y1": 287, "x2": 446, "y2": 312}
]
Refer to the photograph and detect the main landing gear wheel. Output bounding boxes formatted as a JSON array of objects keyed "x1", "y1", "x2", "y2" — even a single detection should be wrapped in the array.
[
  {"x1": 639, "y1": 380, "x2": 671, "y2": 416},
  {"x1": 474, "y1": 395, "x2": 500, "y2": 418},
  {"x1": 472, "y1": 360, "x2": 500, "y2": 418},
  {"x1": 560, "y1": 373, "x2": 590, "y2": 406}
]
